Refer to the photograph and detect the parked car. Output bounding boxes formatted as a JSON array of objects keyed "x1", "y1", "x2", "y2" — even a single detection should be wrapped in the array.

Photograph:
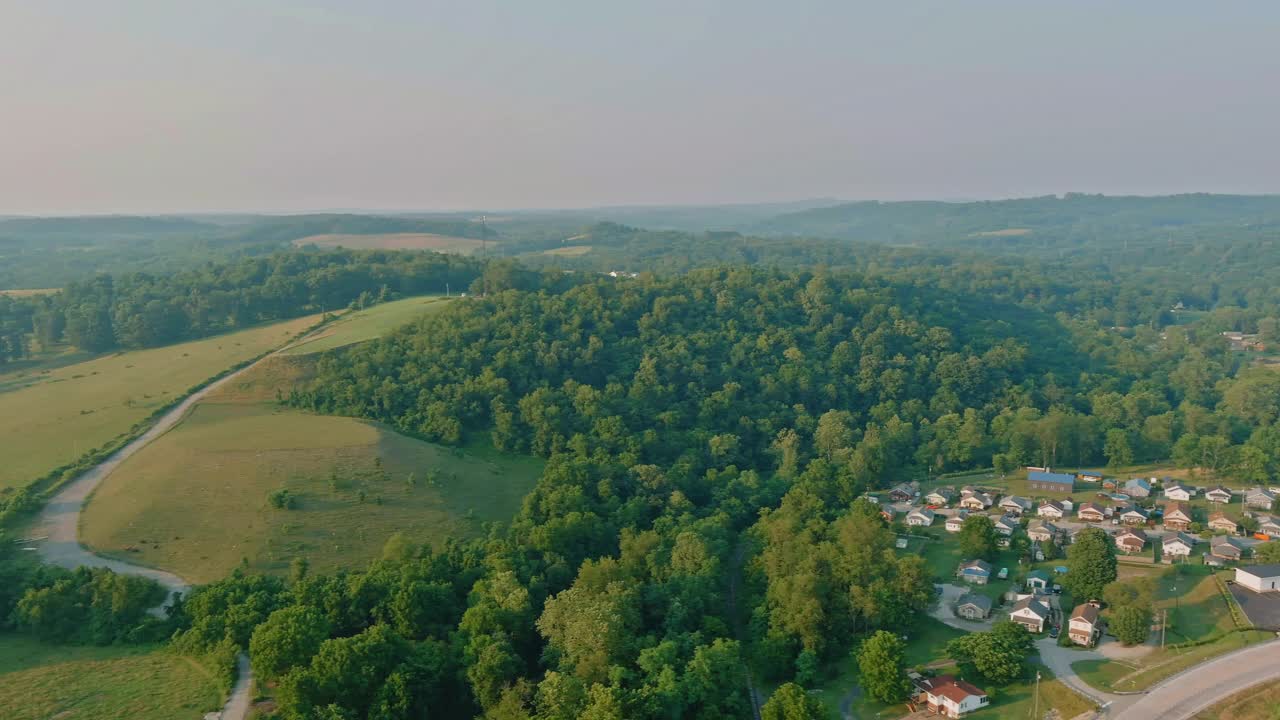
[
  {"x1": 1049, "y1": 626, "x2": 1060, "y2": 638},
  {"x1": 1052, "y1": 584, "x2": 1063, "y2": 594}
]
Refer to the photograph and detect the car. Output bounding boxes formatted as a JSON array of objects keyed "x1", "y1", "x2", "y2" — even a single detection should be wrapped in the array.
[
  {"x1": 1049, "y1": 626, "x2": 1060, "y2": 638},
  {"x1": 1052, "y1": 584, "x2": 1062, "y2": 594},
  {"x1": 997, "y1": 567, "x2": 1009, "y2": 579}
]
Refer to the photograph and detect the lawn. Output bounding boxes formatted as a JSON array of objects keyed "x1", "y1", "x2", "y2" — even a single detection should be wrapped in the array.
[
  {"x1": 281, "y1": 296, "x2": 452, "y2": 356},
  {"x1": 0, "y1": 314, "x2": 322, "y2": 493},
  {"x1": 0, "y1": 634, "x2": 222, "y2": 720},
  {"x1": 291, "y1": 232, "x2": 486, "y2": 254},
  {"x1": 1193, "y1": 678, "x2": 1280, "y2": 720},
  {"x1": 82, "y1": 397, "x2": 543, "y2": 583},
  {"x1": 1074, "y1": 630, "x2": 1273, "y2": 693}
]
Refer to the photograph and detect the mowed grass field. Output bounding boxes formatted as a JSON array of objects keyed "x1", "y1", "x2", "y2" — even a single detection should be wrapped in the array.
[
  {"x1": 1193, "y1": 679, "x2": 1280, "y2": 720},
  {"x1": 0, "y1": 287, "x2": 59, "y2": 297},
  {"x1": 292, "y1": 232, "x2": 487, "y2": 254},
  {"x1": 82, "y1": 359, "x2": 542, "y2": 583},
  {"x1": 541, "y1": 245, "x2": 594, "y2": 256},
  {"x1": 0, "y1": 635, "x2": 222, "y2": 720},
  {"x1": 0, "y1": 314, "x2": 321, "y2": 492},
  {"x1": 282, "y1": 296, "x2": 452, "y2": 356}
]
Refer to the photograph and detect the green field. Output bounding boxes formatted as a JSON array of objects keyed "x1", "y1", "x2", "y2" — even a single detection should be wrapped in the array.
[
  {"x1": 0, "y1": 314, "x2": 322, "y2": 493},
  {"x1": 0, "y1": 635, "x2": 222, "y2": 720},
  {"x1": 1193, "y1": 679, "x2": 1280, "y2": 720},
  {"x1": 82, "y1": 362, "x2": 542, "y2": 583},
  {"x1": 282, "y1": 296, "x2": 452, "y2": 356}
]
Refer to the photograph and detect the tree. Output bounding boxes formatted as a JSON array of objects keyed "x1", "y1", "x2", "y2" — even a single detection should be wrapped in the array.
[
  {"x1": 1104, "y1": 429, "x2": 1133, "y2": 469},
  {"x1": 856, "y1": 631, "x2": 911, "y2": 703},
  {"x1": 250, "y1": 606, "x2": 331, "y2": 681},
  {"x1": 946, "y1": 621, "x2": 1032, "y2": 685},
  {"x1": 1110, "y1": 605, "x2": 1151, "y2": 646},
  {"x1": 959, "y1": 514, "x2": 997, "y2": 561},
  {"x1": 1254, "y1": 542, "x2": 1280, "y2": 563},
  {"x1": 1063, "y1": 528, "x2": 1117, "y2": 601},
  {"x1": 761, "y1": 682, "x2": 830, "y2": 720},
  {"x1": 992, "y1": 453, "x2": 1015, "y2": 479}
]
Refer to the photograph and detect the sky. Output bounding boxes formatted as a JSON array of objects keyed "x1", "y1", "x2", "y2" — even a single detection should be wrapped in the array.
[{"x1": 2, "y1": 1, "x2": 1279, "y2": 214}]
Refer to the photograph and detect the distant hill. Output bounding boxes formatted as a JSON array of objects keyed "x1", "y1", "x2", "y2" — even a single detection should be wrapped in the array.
[{"x1": 0, "y1": 215, "x2": 217, "y2": 238}]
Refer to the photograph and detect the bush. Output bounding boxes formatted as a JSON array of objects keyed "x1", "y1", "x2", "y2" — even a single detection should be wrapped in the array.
[{"x1": 268, "y1": 488, "x2": 295, "y2": 510}]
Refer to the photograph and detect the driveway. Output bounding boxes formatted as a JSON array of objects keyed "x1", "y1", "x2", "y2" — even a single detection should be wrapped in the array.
[
  {"x1": 1111, "y1": 638, "x2": 1280, "y2": 719},
  {"x1": 1034, "y1": 638, "x2": 1140, "y2": 716},
  {"x1": 931, "y1": 583, "x2": 998, "y2": 631},
  {"x1": 1228, "y1": 584, "x2": 1280, "y2": 630}
]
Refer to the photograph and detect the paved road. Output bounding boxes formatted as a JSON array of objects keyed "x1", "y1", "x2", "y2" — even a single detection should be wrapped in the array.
[
  {"x1": 27, "y1": 348, "x2": 286, "y2": 720},
  {"x1": 1112, "y1": 638, "x2": 1280, "y2": 720}
]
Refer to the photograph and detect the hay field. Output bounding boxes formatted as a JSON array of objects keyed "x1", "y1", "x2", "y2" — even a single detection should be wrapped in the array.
[
  {"x1": 541, "y1": 245, "x2": 594, "y2": 256},
  {"x1": 0, "y1": 288, "x2": 59, "y2": 297},
  {"x1": 282, "y1": 296, "x2": 451, "y2": 356},
  {"x1": 291, "y1": 232, "x2": 487, "y2": 254},
  {"x1": 0, "y1": 314, "x2": 321, "y2": 492}
]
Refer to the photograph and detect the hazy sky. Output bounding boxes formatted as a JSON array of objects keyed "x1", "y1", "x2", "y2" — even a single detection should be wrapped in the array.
[{"x1": 3, "y1": 1, "x2": 1279, "y2": 214}]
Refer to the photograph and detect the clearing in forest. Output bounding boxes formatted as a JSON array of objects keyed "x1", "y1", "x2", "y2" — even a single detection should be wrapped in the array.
[
  {"x1": 0, "y1": 314, "x2": 321, "y2": 492},
  {"x1": 282, "y1": 295, "x2": 452, "y2": 356},
  {"x1": 0, "y1": 634, "x2": 222, "y2": 720},
  {"x1": 541, "y1": 245, "x2": 594, "y2": 256},
  {"x1": 291, "y1": 232, "x2": 487, "y2": 254}
]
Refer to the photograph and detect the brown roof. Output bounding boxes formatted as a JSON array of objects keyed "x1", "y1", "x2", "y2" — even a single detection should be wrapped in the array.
[
  {"x1": 1164, "y1": 501, "x2": 1192, "y2": 519},
  {"x1": 922, "y1": 675, "x2": 986, "y2": 703},
  {"x1": 1071, "y1": 603, "x2": 1100, "y2": 623}
]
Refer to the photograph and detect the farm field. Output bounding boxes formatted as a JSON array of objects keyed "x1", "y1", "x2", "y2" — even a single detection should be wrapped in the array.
[
  {"x1": 291, "y1": 232, "x2": 486, "y2": 254},
  {"x1": 1192, "y1": 678, "x2": 1280, "y2": 719},
  {"x1": 0, "y1": 287, "x2": 58, "y2": 297},
  {"x1": 282, "y1": 295, "x2": 452, "y2": 356},
  {"x1": 540, "y1": 244, "x2": 594, "y2": 256},
  {"x1": 0, "y1": 314, "x2": 321, "y2": 493},
  {"x1": 82, "y1": 382, "x2": 543, "y2": 583},
  {"x1": 0, "y1": 635, "x2": 222, "y2": 720}
]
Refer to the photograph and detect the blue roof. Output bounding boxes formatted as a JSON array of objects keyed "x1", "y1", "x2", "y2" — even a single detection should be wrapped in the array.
[
  {"x1": 1028, "y1": 471, "x2": 1075, "y2": 485},
  {"x1": 1125, "y1": 478, "x2": 1151, "y2": 489}
]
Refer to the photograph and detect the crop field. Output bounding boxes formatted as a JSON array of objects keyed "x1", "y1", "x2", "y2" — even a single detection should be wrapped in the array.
[
  {"x1": 0, "y1": 314, "x2": 321, "y2": 493},
  {"x1": 541, "y1": 244, "x2": 594, "y2": 256},
  {"x1": 282, "y1": 296, "x2": 452, "y2": 356},
  {"x1": 82, "y1": 396, "x2": 542, "y2": 583},
  {"x1": 291, "y1": 232, "x2": 487, "y2": 254},
  {"x1": 0, "y1": 287, "x2": 58, "y2": 297},
  {"x1": 0, "y1": 635, "x2": 221, "y2": 720}
]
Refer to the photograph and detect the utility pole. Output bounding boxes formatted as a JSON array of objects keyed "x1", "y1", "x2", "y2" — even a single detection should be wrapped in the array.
[{"x1": 1033, "y1": 670, "x2": 1041, "y2": 719}]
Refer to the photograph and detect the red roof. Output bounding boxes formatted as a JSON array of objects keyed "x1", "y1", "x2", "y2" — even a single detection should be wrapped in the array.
[{"x1": 922, "y1": 675, "x2": 986, "y2": 703}]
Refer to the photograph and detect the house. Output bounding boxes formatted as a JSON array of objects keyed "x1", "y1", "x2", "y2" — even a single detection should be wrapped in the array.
[
  {"x1": 1077, "y1": 470, "x2": 1105, "y2": 484},
  {"x1": 1068, "y1": 603, "x2": 1101, "y2": 647},
  {"x1": 1124, "y1": 478, "x2": 1152, "y2": 498},
  {"x1": 1000, "y1": 495, "x2": 1033, "y2": 515},
  {"x1": 959, "y1": 493, "x2": 994, "y2": 511},
  {"x1": 1009, "y1": 596, "x2": 1051, "y2": 632},
  {"x1": 1162, "y1": 532, "x2": 1197, "y2": 558},
  {"x1": 1078, "y1": 502, "x2": 1106, "y2": 522},
  {"x1": 1037, "y1": 500, "x2": 1065, "y2": 519},
  {"x1": 879, "y1": 507, "x2": 900, "y2": 523},
  {"x1": 1162, "y1": 502, "x2": 1194, "y2": 531},
  {"x1": 1025, "y1": 570, "x2": 1051, "y2": 591},
  {"x1": 925, "y1": 487, "x2": 956, "y2": 506},
  {"x1": 862, "y1": 494, "x2": 881, "y2": 505},
  {"x1": 907, "y1": 508, "x2": 936, "y2": 527},
  {"x1": 1120, "y1": 507, "x2": 1150, "y2": 526},
  {"x1": 1115, "y1": 528, "x2": 1147, "y2": 554},
  {"x1": 1235, "y1": 564, "x2": 1280, "y2": 593},
  {"x1": 888, "y1": 483, "x2": 919, "y2": 503},
  {"x1": 956, "y1": 593, "x2": 993, "y2": 620},
  {"x1": 958, "y1": 559, "x2": 993, "y2": 585},
  {"x1": 1208, "y1": 512, "x2": 1240, "y2": 535},
  {"x1": 1210, "y1": 536, "x2": 1246, "y2": 562},
  {"x1": 1246, "y1": 487, "x2": 1277, "y2": 511},
  {"x1": 1028, "y1": 470, "x2": 1075, "y2": 494},
  {"x1": 1030, "y1": 540, "x2": 1046, "y2": 562},
  {"x1": 1259, "y1": 518, "x2": 1280, "y2": 539},
  {"x1": 1206, "y1": 486, "x2": 1234, "y2": 504},
  {"x1": 945, "y1": 512, "x2": 969, "y2": 533},
  {"x1": 993, "y1": 515, "x2": 1020, "y2": 536},
  {"x1": 1164, "y1": 483, "x2": 1194, "y2": 501},
  {"x1": 1027, "y1": 521, "x2": 1058, "y2": 543},
  {"x1": 918, "y1": 675, "x2": 989, "y2": 718}
]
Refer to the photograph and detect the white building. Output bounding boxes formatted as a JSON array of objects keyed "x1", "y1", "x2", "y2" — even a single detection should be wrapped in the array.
[
  {"x1": 1236, "y1": 564, "x2": 1280, "y2": 593},
  {"x1": 1009, "y1": 596, "x2": 1050, "y2": 633},
  {"x1": 917, "y1": 675, "x2": 989, "y2": 718},
  {"x1": 907, "y1": 508, "x2": 936, "y2": 527}
]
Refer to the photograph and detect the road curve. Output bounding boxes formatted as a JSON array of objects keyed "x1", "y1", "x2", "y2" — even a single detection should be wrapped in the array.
[
  {"x1": 1111, "y1": 637, "x2": 1280, "y2": 720},
  {"x1": 28, "y1": 350, "x2": 281, "y2": 720}
]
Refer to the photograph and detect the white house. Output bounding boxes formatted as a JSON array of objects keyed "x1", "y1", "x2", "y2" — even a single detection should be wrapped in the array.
[
  {"x1": 1162, "y1": 532, "x2": 1196, "y2": 558},
  {"x1": 1164, "y1": 483, "x2": 1194, "y2": 502},
  {"x1": 907, "y1": 508, "x2": 936, "y2": 527},
  {"x1": 1246, "y1": 487, "x2": 1277, "y2": 510},
  {"x1": 1000, "y1": 495, "x2": 1033, "y2": 515},
  {"x1": 945, "y1": 511, "x2": 969, "y2": 533},
  {"x1": 1235, "y1": 564, "x2": 1280, "y2": 593},
  {"x1": 1009, "y1": 596, "x2": 1050, "y2": 633},
  {"x1": 1027, "y1": 521, "x2": 1058, "y2": 543},
  {"x1": 1206, "y1": 486, "x2": 1234, "y2": 504},
  {"x1": 1260, "y1": 518, "x2": 1280, "y2": 539},
  {"x1": 917, "y1": 675, "x2": 989, "y2": 718},
  {"x1": 1068, "y1": 603, "x2": 1101, "y2": 647},
  {"x1": 993, "y1": 515, "x2": 1020, "y2": 536},
  {"x1": 925, "y1": 488, "x2": 955, "y2": 506},
  {"x1": 959, "y1": 492, "x2": 994, "y2": 510},
  {"x1": 1037, "y1": 501, "x2": 1065, "y2": 519},
  {"x1": 1120, "y1": 507, "x2": 1150, "y2": 526}
]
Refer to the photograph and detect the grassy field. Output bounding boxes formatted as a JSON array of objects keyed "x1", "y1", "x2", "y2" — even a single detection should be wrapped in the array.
[
  {"x1": 0, "y1": 314, "x2": 321, "y2": 493},
  {"x1": 1193, "y1": 678, "x2": 1280, "y2": 719},
  {"x1": 541, "y1": 245, "x2": 594, "y2": 256},
  {"x1": 82, "y1": 362, "x2": 542, "y2": 583},
  {"x1": 291, "y1": 232, "x2": 486, "y2": 254},
  {"x1": 0, "y1": 635, "x2": 222, "y2": 720},
  {"x1": 281, "y1": 296, "x2": 452, "y2": 356},
  {"x1": 0, "y1": 287, "x2": 58, "y2": 297}
]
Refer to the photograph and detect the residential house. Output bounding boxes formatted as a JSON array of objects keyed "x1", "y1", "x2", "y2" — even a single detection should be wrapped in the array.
[
  {"x1": 1028, "y1": 471, "x2": 1075, "y2": 494},
  {"x1": 1027, "y1": 521, "x2": 1058, "y2": 543},
  {"x1": 907, "y1": 508, "x2": 936, "y2": 527},
  {"x1": 1115, "y1": 528, "x2": 1147, "y2": 554},
  {"x1": 1259, "y1": 517, "x2": 1280, "y2": 539},
  {"x1": 917, "y1": 676, "x2": 989, "y2": 718},
  {"x1": 1037, "y1": 500, "x2": 1065, "y2": 519},
  {"x1": 959, "y1": 493, "x2": 994, "y2": 511},
  {"x1": 888, "y1": 482, "x2": 919, "y2": 503},
  {"x1": 1164, "y1": 483, "x2": 1194, "y2": 502},
  {"x1": 1205, "y1": 486, "x2": 1234, "y2": 504},
  {"x1": 1210, "y1": 536, "x2": 1246, "y2": 562},
  {"x1": 1124, "y1": 478, "x2": 1152, "y2": 498},
  {"x1": 1068, "y1": 603, "x2": 1102, "y2": 647},
  {"x1": 879, "y1": 507, "x2": 899, "y2": 523},
  {"x1": 993, "y1": 515, "x2": 1020, "y2": 537},
  {"x1": 955, "y1": 593, "x2": 993, "y2": 620},
  {"x1": 925, "y1": 487, "x2": 956, "y2": 506},
  {"x1": 1246, "y1": 487, "x2": 1277, "y2": 511},
  {"x1": 1162, "y1": 502, "x2": 1194, "y2": 531},
  {"x1": 1162, "y1": 532, "x2": 1197, "y2": 558},
  {"x1": 1077, "y1": 470, "x2": 1105, "y2": 484},
  {"x1": 1235, "y1": 564, "x2": 1280, "y2": 594},
  {"x1": 945, "y1": 512, "x2": 969, "y2": 533},
  {"x1": 1120, "y1": 507, "x2": 1150, "y2": 526},
  {"x1": 1208, "y1": 512, "x2": 1240, "y2": 535},
  {"x1": 1009, "y1": 596, "x2": 1051, "y2": 633},
  {"x1": 1025, "y1": 570, "x2": 1051, "y2": 592},
  {"x1": 1078, "y1": 502, "x2": 1106, "y2": 522},
  {"x1": 958, "y1": 559, "x2": 993, "y2": 585},
  {"x1": 1000, "y1": 495, "x2": 1033, "y2": 515}
]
